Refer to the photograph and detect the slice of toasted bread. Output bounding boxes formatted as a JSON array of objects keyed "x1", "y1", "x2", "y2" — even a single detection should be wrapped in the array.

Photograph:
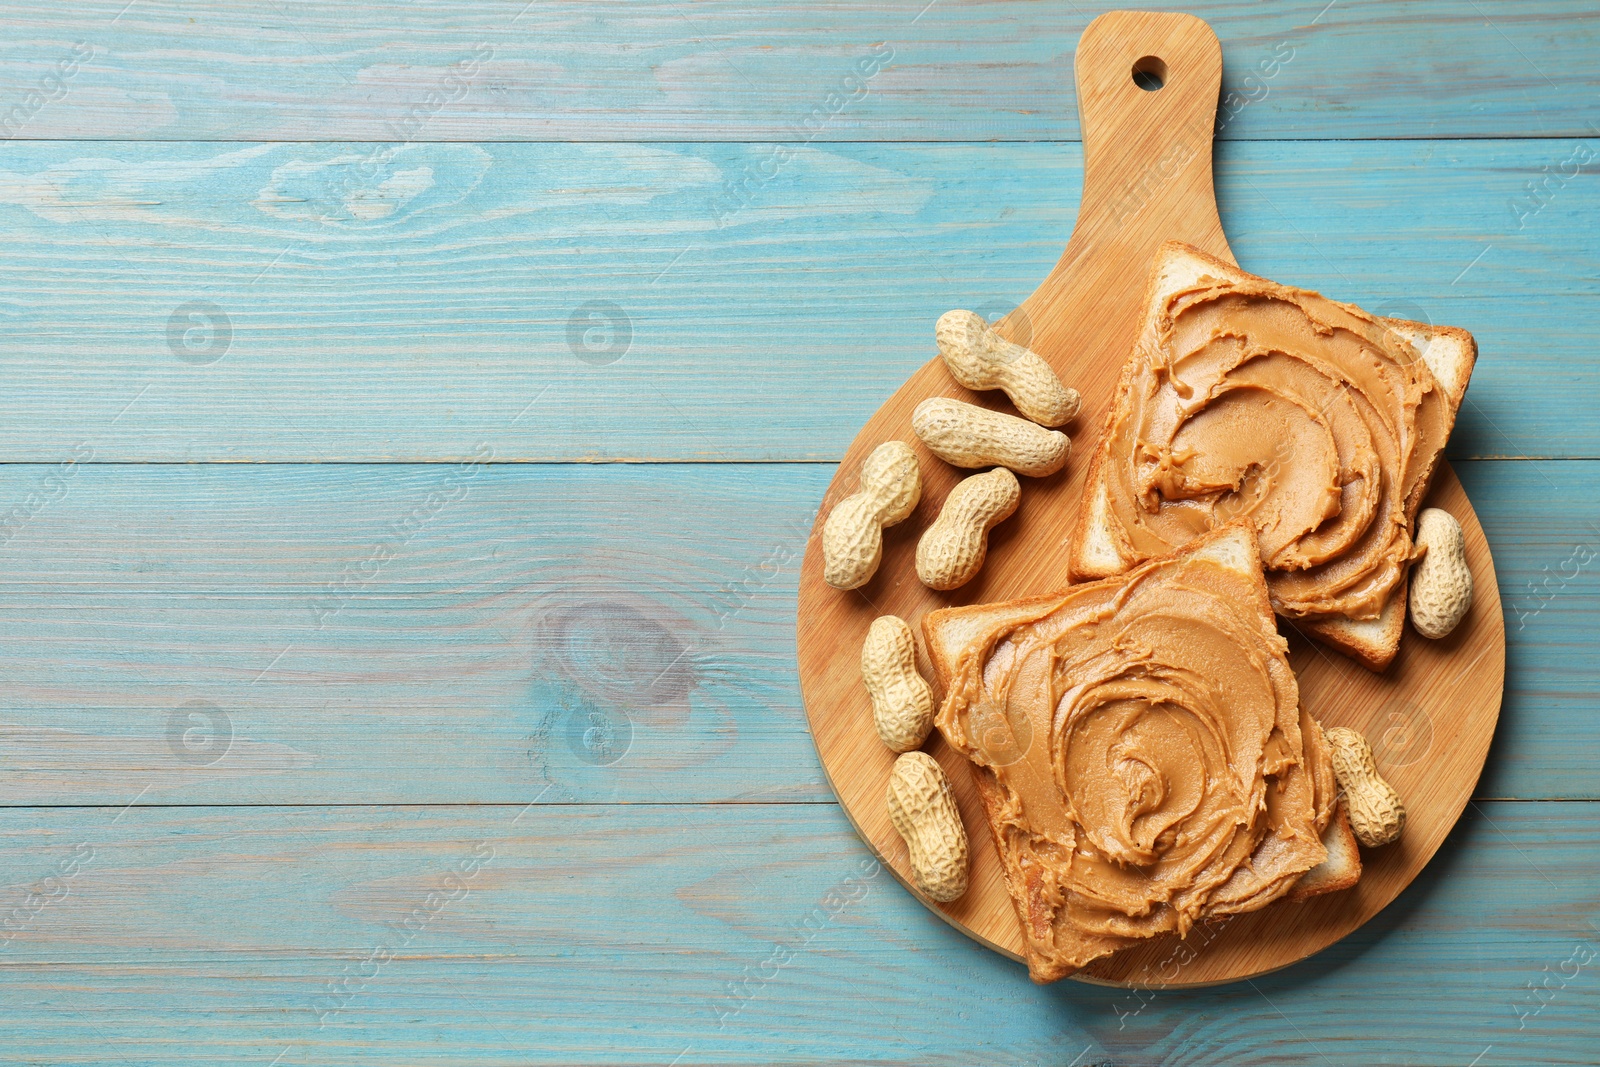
[
  {"x1": 1069, "y1": 241, "x2": 1477, "y2": 670},
  {"x1": 925, "y1": 524, "x2": 1343, "y2": 982}
]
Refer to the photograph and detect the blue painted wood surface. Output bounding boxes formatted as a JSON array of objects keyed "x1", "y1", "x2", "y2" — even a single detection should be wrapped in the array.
[
  {"x1": 0, "y1": 3, "x2": 1596, "y2": 1064},
  {"x1": 0, "y1": 803, "x2": 1595, "y2": 1064},
  {"x1": 0, "y1": 1, "x2": 1595, "y2": 140},
  {"x1": 0, "y1": 138, "x2": 1594, "y2": 460}
]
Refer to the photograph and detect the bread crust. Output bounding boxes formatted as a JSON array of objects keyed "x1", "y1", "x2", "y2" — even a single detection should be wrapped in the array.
[{"x1": 1288, "y1": 801, "x2": 1363, "y2": 902}]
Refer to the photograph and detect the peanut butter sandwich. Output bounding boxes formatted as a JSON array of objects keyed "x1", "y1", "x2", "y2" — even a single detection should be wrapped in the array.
[
  {"x1": 923, "y1": 525, "x2": 1355, "y2": 983},
  {"x1": 1070, "y1": 242, "x2": 1476, "y2": 669}
]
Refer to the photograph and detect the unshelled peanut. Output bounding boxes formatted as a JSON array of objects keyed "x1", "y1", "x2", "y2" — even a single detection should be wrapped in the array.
[
  {"x1": 885, "y1": 751, "x2": 969, "y2": 902},
  {"x1": 912, "y1": 397, "x2": 1069, "y2": 478},
  {"x1": 935, "y1": 310, "x2": 1081, "y2": 427},
  {"x1": 1409, "y1": 507, "x2": 1473, "y2": 639},
  {"x1": 916, "y1": 467, "x2": 1020, "y2": 590},
  {"x1": 1325, "y1": 726, "x2": 1406, "y2": 848},
  {"x1": 822, "y1": 441, "x2": 922, "y2": 590},
  {"x1": 861, "y1": 615, "x2": 935, "y2": 752}
]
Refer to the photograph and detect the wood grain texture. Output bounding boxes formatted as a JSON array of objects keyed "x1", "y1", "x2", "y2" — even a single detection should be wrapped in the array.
[
  {"x1": 0, "y1": 462, "x2": 822, "y2": 806},
  {"x1": 0, "y1": 1, "x2": 1594, "y2": 141},
  {"x1": 0, "y1": 138, "x2": 1591, "y2": 461},
  {"x1": 0, "y1": 459, "x2": 1590, "y2": 806},
  {"x1": 797, "y1": 12, "x2": 1502, "y2": 986},
  {"x1": 0, "y1": 801, "x2": 1594, "y2": 1065},
  {"x1": 0, "y1": 2, "x2": 1591, "y2": 1060}
]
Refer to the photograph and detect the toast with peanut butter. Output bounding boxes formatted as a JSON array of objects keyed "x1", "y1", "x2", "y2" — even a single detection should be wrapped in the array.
[
  {"x1": 923, "y1": 525, "x2": 1354, "y2": 983},
  {"x1": 1069, "y1": 242, "x2": 1477, "y2": 670}
]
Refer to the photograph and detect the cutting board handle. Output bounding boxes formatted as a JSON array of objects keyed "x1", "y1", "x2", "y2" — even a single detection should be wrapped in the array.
[
  {"x1": 1009, "y1": 11, "x2": 1231, "y2": 355},
  {"x1": 1073, "y1": 10, "x2": 1230, "y2": 262}
]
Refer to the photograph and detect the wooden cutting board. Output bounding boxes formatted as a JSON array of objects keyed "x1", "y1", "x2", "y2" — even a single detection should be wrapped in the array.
[{"x1": 794, "y1": 10, "x2": 1504, "y2": 987}]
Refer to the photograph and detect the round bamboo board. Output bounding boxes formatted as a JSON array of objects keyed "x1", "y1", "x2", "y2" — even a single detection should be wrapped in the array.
[{"x1": 794, "y1": 10, "x2": 1504, "y2": 987}]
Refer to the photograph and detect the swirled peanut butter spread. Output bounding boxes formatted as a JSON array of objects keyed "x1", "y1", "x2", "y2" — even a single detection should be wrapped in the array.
[
  {"x1": 1091, "y1": 266, "x2": 1450, "y2": 621},
  {"x1": 929, "y1": 527, "x2": 1335, "y2": 980}
]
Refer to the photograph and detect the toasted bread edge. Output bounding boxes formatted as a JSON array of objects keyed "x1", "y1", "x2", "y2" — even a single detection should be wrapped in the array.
[{"x1": 1288, "y1": 801, "x2": 1363, "y2": 902}]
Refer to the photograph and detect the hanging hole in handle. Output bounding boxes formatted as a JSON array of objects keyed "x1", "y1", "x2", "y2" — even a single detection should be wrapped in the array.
[{"x1": 1132, "y1": 55, "x2": 1167, "y2": 92}]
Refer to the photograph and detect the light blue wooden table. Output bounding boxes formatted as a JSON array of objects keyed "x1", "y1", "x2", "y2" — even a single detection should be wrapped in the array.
[{"x1": 0, "y1": 2, "x2": 1595, "y2": 1063}]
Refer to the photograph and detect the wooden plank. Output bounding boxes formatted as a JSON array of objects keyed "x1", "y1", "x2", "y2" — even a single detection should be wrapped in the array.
[
  {"x1": 0, "y1": 2, "x2": 1595, "y2": 141},
  {"x1": 0, "y1": 459, "x2": 1590, "y2": 805},
  {"x1": 0, "y1": 462, "x2": 829, "y2": 806},
  {"x1": 0, "y1": 138, "x2": 1592, "y2": 461},
  {"x1": 0, "y1": 801, "x2": 1593, "y2": 1064},
  {"x1": 1457, "y1": 460, "x2": 1600, "y2": 800}
]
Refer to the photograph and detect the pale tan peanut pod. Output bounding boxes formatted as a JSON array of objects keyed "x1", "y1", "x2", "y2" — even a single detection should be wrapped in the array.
[
  {"x1": 916, "y1": 467, "x2": 1020, "y2": 591},
  {"x1": 935, "y1": 310, "x2": 1081, "y2": 427},
  {"x1": 861, "y1": 615, "x2": 935, "y2": 752},
  {"x1": 1325, "y1": 727, "x2": 1406, "y2": 848},
  {"x1": 1409, "y1": 507, "x2": 1473, "y2": 639},
  {"x1": 911, "y1": 397, "x2": 1069, "y2": 478},
  {"x1": 885, "y1": 750, "x2": 969, "y2": 902},
  {"x1": 821, "y1": 441, "x2": 922, "y2": 590}
]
